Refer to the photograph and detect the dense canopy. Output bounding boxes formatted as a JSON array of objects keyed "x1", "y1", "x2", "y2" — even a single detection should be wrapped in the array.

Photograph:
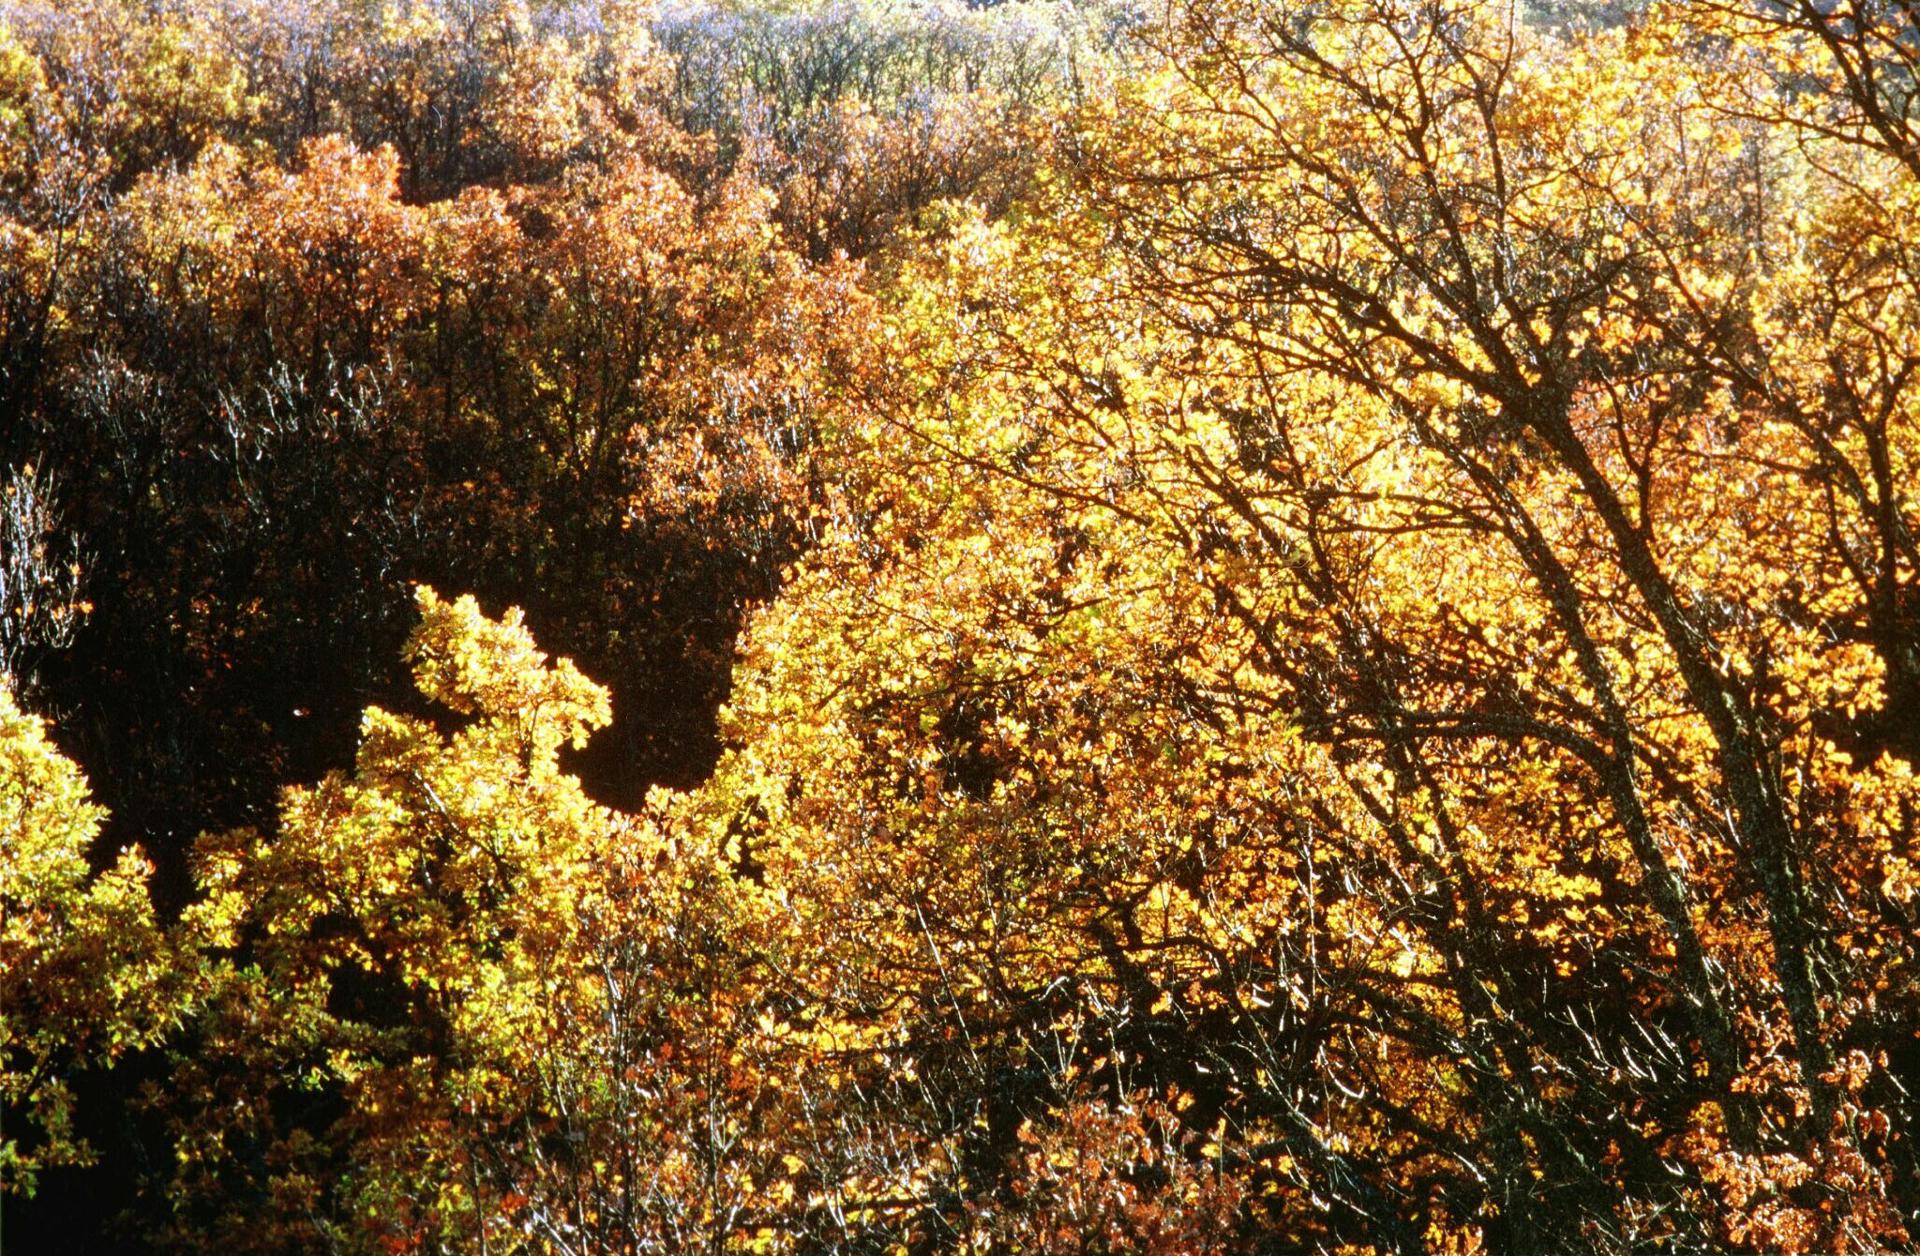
[{"x1": 3, "y1": 0, "x2": 1919, "y2": 1251}]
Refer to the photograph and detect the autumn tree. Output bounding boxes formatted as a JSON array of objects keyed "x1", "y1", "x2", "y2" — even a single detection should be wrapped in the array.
[
  {"x1": 0, "y1": 0, "x2": 887, "y2": 931},
  {"x1": 641, "y1": 0, "x2": 1920, "y2": 1248},
  {"x1": 653, "y1": 0, "x2": 1108, "y2": 260},
  {"x1": 0, "y1": 685, "x2": 182, "y2": 1198},
  {"x1": 941, "y1": 0, "x2": 1920, "y2": 1244},
  {"x1": 3, "y1": 5, "x2": 888, "y2": 1242},
  {"x1": 157, "y1": 588, "x2": 804, "y2": 1251}
]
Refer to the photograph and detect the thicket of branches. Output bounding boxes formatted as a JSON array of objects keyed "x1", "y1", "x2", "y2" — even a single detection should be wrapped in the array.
[{"x1": 4, "y1": 1, "x2": 1919, "y2": 1252}]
